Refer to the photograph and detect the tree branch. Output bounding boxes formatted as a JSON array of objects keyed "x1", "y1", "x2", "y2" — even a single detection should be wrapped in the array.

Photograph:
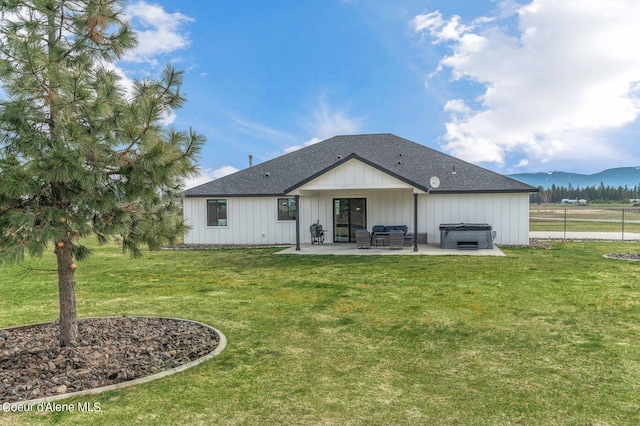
[{"x1": 6, "y1": 264, "x2": 58, "y2": 285}]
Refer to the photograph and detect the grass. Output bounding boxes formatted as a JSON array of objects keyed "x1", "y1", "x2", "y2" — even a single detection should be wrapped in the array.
[
  {"x1": 530, "y1": 218, "x2": 640, "y2": 232},
  {"x1": 1, "y1": 239, "x2": 640, "y2": 425},
  {"x1": 530, "y1": 206, "x2": 640, "y2": 233}
]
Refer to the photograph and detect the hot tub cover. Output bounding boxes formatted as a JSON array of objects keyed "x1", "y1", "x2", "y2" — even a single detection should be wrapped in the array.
[{"x1": 439, "y1": 223, "x2": 492, "y2": 231}]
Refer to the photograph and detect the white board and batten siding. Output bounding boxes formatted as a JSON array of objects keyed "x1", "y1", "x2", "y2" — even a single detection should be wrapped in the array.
[
  {"x1": 300, "y1": 159, "x2": 531, "y2": 245},
  {"x1": 298, "y1": 189, "x2": 416, "y2": 244},
  {"x1": 421, "y1": 193, "x2": 530, "y2": 245},
  {"x1": 184, "y1": 158, "x2": 531, "y2": 246},
  {"x1": 183, "y1": 197, "x2": 296, "y2": 245},
  {"x1": 294, "y1": 159, "x2": 418, "y2": 243},
  {"x1": 298, "y1": 158, "x2": 414, "y2": 191}
]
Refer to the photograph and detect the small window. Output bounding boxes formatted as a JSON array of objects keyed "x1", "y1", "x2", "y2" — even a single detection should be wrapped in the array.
[
  {"x1": 207, "y1": 199, "x2": 227, "y2": 226},
  {"x1": 278, "y1": 198, "x2": 296, "y2": 221}
]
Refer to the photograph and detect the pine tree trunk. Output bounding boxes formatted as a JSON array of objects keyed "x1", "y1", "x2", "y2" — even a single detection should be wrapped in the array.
[{"x1": 55, "y1": 240, "x2": 78, "y2": 347}]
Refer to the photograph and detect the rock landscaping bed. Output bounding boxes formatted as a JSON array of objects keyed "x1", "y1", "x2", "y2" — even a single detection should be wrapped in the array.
[
  {"x1": 0, "y1": 317, "x2": 220, "y2": 404},
  {"x1": 528, "y1": 238, "x2": 555, "y2": 249},
  {"x1": 603, "y1": 253, "x2": 640, "y2": 261},
  {"x1": 528, "y1": 239, "x2": 640, "y2": 259}
]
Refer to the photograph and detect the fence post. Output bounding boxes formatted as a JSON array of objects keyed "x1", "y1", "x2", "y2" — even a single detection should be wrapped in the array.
[
  {"x1": 622, "y1": 208, "x2": 625, "y2": 241},
  {"x1": 564, "y1": 209, "x2": 567, "y2": 240}
]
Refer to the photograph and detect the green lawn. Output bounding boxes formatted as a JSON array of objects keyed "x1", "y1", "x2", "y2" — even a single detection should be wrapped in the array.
[
  {"x1": 1, "y1": 240, "x2": 640, "y2": 425},
  {"x1": 530, "y1": 206, "x2": 640, "y2": 233},
  {"x1": 530, "y1": 218, "x2": 640, "y2": 233}
]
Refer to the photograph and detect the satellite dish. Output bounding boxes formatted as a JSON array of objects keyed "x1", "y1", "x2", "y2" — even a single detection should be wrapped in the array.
[{"x1": 430, "y1": 176, "x2": 440, "y2": 189}]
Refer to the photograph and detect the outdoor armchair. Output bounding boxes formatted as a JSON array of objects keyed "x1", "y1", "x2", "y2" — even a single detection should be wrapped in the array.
[
  {"x1": 356, "y1": 229, "x2": 371, "y2": 248},
  {"x1": 388, "y1": 230, "x2": 404, "y2": 250}
]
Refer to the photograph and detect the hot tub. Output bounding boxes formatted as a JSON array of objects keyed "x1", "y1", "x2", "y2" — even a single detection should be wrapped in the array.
[{"x1": 439, "y1": 223, "x2": 495, "y2": 250}]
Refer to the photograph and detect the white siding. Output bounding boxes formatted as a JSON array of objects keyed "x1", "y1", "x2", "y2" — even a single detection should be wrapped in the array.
[
  {"x1": 184, "y1": 158, "x2": 530, "y2": 246},
  {"x1": 184, "y1": 189, "x2": 417, "y2": 245},
  {"x1": 422, "y1": 193, "x2": 529, "y2": 245},
  {"x1": 294, "y1": 160, "x2": 417, "y2": 244},
  {"x1": 185, "y1": 192, "x2": 530, "y2": 246},
  {"x1": 300, "y1": 189, "x2": 415, "y2": 243},
  {"x1": 298, "y1": 159, "x2": 413, "y2": 190},
  {"x1": 184, "y1": 197, "x2": 297, "y2": 245}
]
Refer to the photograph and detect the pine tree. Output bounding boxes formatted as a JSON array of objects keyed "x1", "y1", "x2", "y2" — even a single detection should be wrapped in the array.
[{"x1": 0, "y1": 0, "x2": 204, "y2": 346}]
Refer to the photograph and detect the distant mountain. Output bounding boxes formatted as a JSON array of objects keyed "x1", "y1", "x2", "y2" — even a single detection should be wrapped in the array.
[{"x1": 508, "y1": 167, "x2": 640, "y2": 189}]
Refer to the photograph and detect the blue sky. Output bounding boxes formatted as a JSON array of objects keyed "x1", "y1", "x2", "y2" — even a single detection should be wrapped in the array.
[{"x1": 115, "y1": 0, "x2": 640, "y2": 187}]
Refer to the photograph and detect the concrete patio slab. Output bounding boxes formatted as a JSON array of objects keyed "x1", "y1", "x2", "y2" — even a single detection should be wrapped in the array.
[{"x1": 276, "y1": 243, "x2": 506, "y2": 256}]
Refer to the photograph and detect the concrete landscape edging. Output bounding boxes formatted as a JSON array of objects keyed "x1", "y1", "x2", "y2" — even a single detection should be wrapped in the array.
[{"x1": 4, "y1": 316, "x2": 227, "y2": 408}]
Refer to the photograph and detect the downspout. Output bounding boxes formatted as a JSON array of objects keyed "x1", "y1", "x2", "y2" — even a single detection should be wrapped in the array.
[
  {"x1": 295, "y1": 194, "x2": 300, "y2": 251},
  {"x1": 413, "y1": 193, "x2": 418, "y2": 252}
]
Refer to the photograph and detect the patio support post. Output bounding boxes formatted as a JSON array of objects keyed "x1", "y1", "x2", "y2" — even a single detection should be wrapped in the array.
[
  {"x1": 413, "y1": 193, "x2": 418, "y2": 252},
  {"x1": 295, "y1": 195, "x2": 301, "y2": 251}
]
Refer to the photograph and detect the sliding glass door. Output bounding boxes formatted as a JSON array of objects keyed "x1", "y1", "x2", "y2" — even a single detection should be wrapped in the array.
[{"x1": 333, "y1": 198, "x2": 367, "y2": 243}]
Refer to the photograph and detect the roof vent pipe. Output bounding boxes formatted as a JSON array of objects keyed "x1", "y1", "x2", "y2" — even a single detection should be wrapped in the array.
[{"x1": 249, "y1": 155, "x2": 253, "y2": 167}]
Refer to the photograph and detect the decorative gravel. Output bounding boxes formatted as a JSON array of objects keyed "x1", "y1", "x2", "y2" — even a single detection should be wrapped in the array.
[
  {"x1": 0, "y1": 317, "x2": 220, "y2": 404},
  {"x1": 603, "y1": 253, "x2": 640, "y2": 261}
]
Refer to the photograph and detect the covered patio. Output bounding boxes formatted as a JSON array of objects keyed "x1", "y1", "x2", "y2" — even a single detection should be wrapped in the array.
[
  {"x1": 277, "y1": 243, "x2": 506, "y2": 256},
  {"x1": 184, "y1": 135, "x2": 536, "y2": 248}
]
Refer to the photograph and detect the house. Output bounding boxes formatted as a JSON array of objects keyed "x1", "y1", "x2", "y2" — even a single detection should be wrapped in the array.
[{"x1": 184, "y1": 134, "x2": 537, "y2": 249}]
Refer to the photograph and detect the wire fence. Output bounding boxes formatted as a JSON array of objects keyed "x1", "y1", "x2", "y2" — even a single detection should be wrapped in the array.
[{"x1": 529, "y1": 207, "x2": 640, "y2": 240}]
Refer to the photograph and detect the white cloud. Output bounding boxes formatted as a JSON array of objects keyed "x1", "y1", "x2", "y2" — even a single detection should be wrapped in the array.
[
  {"x1": 235, "y1": 118, "x2": 296, "y2": 143},
  {"x1": 308, "y1": 100, "x2": 362, "y2": 139},
  {"x1": 123, "y1": 1, "x2": 193, "y2": 64},
  {"x1": 414, "y1": 1, "x2": 640, "y2": 170},
  {"x1": 183, "y1": 166, "x2": 239, "y2": 189},
  {"x1": 284, "y1": 137, "x2": 320, "y2": 154},
  {"x1": 103, "y1": 2, "x2": 193, "y2": 127},
  {"x1": 412, "y1": 11, "x2": 469, "y2": 42},
  {"x1": 211, "y1": 166, "x2": 240, "y2": 179},
  {"x1": 286, "y1": 99, "x2": 362, "y2": 153},
  {"x1": 160, "y1": 111, "x2": 177, "y2": 126},
  {"x1": 444, "y1": 99, "x2": 471, "y2": 115}
]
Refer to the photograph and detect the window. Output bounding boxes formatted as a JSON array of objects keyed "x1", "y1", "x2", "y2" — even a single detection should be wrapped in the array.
[
  {"x1": 207, "y1": 199, "x2": 227, "y2": 226},
  {"x1": 278, "y1": 198, "x2": 297, "y2": 221}
]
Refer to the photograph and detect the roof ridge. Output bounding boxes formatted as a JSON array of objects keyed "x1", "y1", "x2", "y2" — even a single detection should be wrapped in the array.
[{"x1": 185, "y1": 134, "x2": 537, "y2": 197}]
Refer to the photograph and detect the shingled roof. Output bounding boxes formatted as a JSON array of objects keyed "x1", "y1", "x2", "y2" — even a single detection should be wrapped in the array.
[{"x1": 185, "y1": 134, "x2": 537, "y2": 197}]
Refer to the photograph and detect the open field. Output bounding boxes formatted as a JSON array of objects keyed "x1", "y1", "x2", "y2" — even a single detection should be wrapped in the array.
[
  {"x1": 530, "y1": 219, "x2": 640, "y2": 233},
  {"x1": 530, "y1": 205, "x2": 640, "y2": 234},
  {"x1": 1, "y1": 239, "x2": 639, "y2": 425}
]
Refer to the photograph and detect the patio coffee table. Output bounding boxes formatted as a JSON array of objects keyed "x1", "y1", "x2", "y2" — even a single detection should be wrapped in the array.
[{"x1": 373, "y1": 232, "x2": 389, "y2": 247}]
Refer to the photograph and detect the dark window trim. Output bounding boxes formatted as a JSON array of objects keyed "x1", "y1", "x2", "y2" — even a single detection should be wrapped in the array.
[
  {"x1": 207, "y1": 199, "x2": 228, "y2": 227},
  {"x1": 277, "y1": 198, "x2": 297, "y2": 221}
]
